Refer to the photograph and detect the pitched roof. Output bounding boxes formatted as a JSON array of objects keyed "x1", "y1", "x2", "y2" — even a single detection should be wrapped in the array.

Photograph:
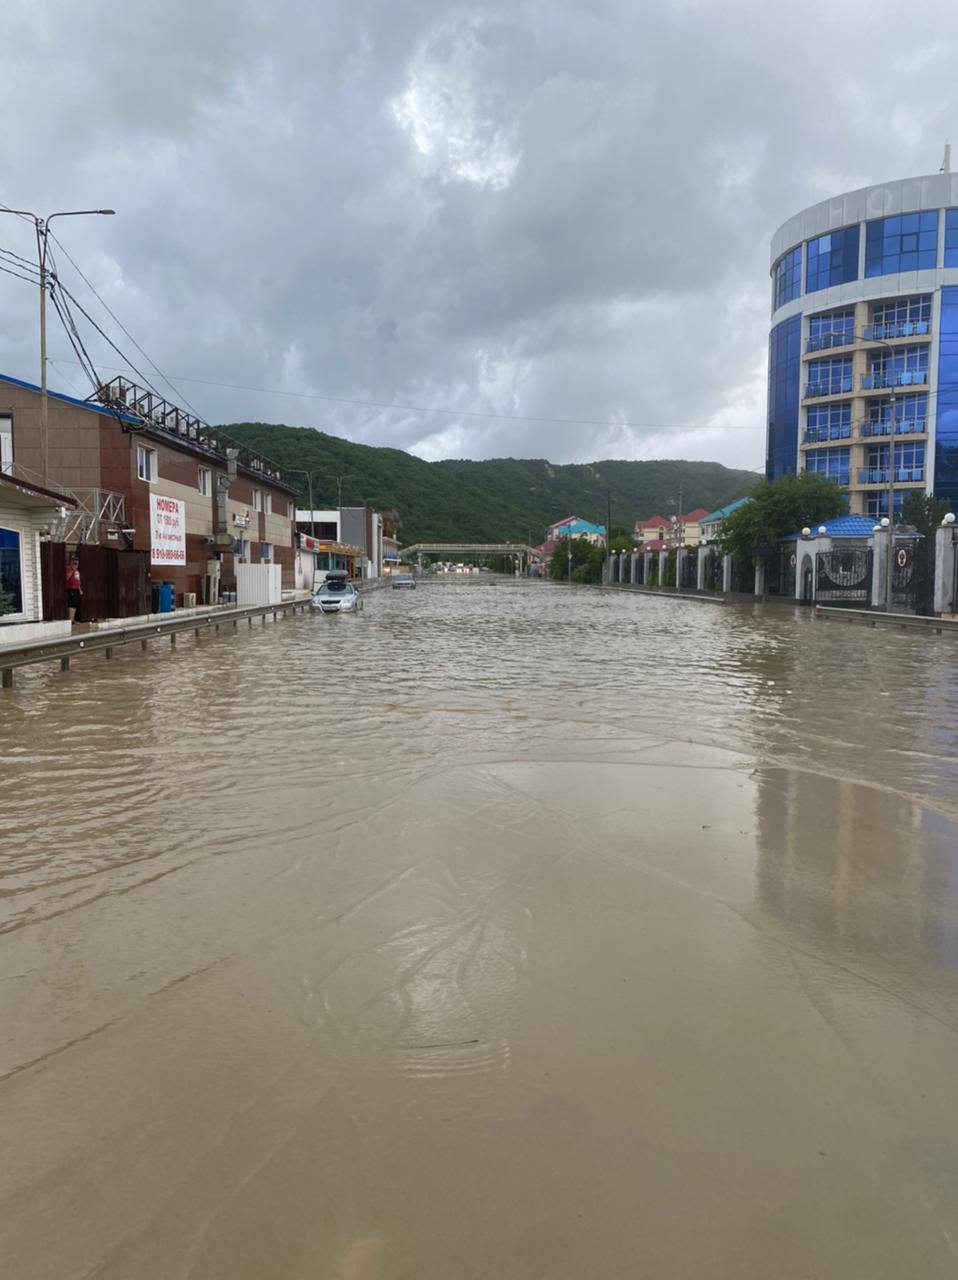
[
  {"x1": 700, "y1": 496, "x2": 753, "y2": 524},
  {"x1": 782, "y1": 513, "x2": 881, "y2": 540},
  {"x1": 0, "y1": 471, "x2": 77, "y2": 508},
  {"x1": 634, "y1": 514, "x2": 667, "y2": 529},
  {"x1": 684, "y1": 508, "x2": 710, "y2": 522}
]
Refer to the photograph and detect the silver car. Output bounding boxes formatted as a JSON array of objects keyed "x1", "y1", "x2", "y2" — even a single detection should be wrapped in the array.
[{"x1": 311, "y1": 575, "x2": 363, "y2": 613}]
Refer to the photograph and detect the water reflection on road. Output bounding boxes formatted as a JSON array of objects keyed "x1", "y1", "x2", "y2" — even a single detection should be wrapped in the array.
[{"x1": 2, "y1": 578, "x2": 958, "y2": 1279}]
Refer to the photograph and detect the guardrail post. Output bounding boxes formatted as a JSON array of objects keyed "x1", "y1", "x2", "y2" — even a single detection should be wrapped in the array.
[
  {"x1": 105, "y1": 647, "x2": 113, "y2": 660},
  {"x1": 170, "y1": 633, "x2": 177, "y2": 648},
  {"x1": 248, "y1": 616, "x2": 253, "y2": 628},
  {"x1": 2, "y1": 668, "x2": 13, "y2": 689},
  {"x1": 60, "y1": 656, "x2": 70, "y2": 672}
]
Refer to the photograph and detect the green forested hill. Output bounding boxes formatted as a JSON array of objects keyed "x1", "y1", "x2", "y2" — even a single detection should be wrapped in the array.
[{"x1": 219, "y1": 421, "x2": 758, "y2": 544}]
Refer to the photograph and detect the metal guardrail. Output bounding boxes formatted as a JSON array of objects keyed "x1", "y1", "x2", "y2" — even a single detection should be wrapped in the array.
[
  {"x1": 814, "y1": 606, "x2": 958, "y2": 636},
  {"x1": 1, "y1": 599, "x2": 309, "y2": 688}
]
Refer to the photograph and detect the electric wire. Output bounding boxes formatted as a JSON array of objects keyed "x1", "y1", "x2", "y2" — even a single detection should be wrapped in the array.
[{"x1": 47, "y1": 230, "x2": 204, "y2": 419}]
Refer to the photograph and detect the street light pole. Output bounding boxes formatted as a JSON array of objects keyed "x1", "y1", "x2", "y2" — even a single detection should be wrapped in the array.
[{"x1": 0, "y1": 207, "x2": 115, "y2": 486}]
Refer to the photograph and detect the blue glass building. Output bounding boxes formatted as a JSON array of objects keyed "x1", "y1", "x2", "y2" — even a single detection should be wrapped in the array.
[{"x1": 768, "y1": 172, "x2": 958, "y2": 516}]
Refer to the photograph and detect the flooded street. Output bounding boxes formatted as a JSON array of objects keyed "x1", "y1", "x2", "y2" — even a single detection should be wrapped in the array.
[{"x1": 3, "y1": 578, "x2": 958, "y2": 1278}]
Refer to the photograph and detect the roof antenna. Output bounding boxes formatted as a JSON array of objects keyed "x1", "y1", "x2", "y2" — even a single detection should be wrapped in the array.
[{"x1": 941, "y1": 141, "x2": 951, "y2": 173}]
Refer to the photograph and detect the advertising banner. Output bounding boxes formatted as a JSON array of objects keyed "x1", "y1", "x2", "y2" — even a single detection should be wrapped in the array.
[{"x1": 150, "y1": 493, "x2": 186, "y2": 566}]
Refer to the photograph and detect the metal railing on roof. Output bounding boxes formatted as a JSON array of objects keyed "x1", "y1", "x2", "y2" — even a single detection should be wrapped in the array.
[{"x1": 93, "y1": 377, "x2": 294, "y2": 489}]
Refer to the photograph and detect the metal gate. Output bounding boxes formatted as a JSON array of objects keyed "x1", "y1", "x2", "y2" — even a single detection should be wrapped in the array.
[
  {"x1": 892, "y1": 538, "x2": 934, "y2": 614},
  {"x1": 680, "y1": 553, "x2": 698, "y2": 589},
  {"x1": 635, "y1": 556, "x2": 645, "y2": 586},
  {"x1": 705, "y1": 550, "x2": 723, "y2": 591},
  {"x1": 815, "y1": 548, "x2": 872, "y2": 604},
  {"x1": 730, "y1": 556, "x2": 754, "y2": 594},
  {"x1": 765, "y1": 549, "x2": 796, "y2": 598}
]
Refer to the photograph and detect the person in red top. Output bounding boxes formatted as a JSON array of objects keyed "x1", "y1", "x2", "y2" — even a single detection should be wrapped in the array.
[{"x1": 65, "y1": 555, "x2": 82, "y2": 623}]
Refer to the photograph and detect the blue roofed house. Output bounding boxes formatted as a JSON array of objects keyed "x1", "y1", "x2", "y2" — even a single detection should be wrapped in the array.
[
  {"x1": 546, "y1": 515, "x2": 606, "y2": 546},
  {"x1": 699, "y1": 497, "x2": 753, "y2": 544}
]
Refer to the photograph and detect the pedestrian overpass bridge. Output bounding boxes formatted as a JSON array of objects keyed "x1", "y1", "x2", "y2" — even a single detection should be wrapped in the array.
[{"x1": 400, "y1": 542, "x2": 541, "y2": 562}]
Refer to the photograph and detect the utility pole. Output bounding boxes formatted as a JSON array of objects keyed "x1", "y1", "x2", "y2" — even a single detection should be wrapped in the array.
[
  {"x1": 0, "y1": 207, "x2": 114, "y2": 487},
  {"x1": 606, "y1": 489, "x2": 612, "y2": 586}
]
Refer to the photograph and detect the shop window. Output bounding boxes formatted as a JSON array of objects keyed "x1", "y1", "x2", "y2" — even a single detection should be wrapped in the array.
[{"x1": 0, "y1": 527, "x2": 24, "y2": 617}]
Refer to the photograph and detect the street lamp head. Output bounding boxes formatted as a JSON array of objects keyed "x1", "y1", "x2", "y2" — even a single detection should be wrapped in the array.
[
  {"x1": 943, "y1": 512, "x2": 956, "y2": 525},
  {"x1": 801, "y1": 526, "x2": 811, "y2": 538},
  {"x1": 872, "y1": 525, "x2": 882, "y2": 533},
  {"x1": 880, "y1": 516, "x2": 890, "y2": 528},
  {"x1": 817, "y1": 525, "x2": 827, "y2": 535}
]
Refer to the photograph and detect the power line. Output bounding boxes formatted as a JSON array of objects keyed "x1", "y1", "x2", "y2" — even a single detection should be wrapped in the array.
[
  {"x1": 46, "y1": 357, "x2": 767, "y2": 433},
  {"x1": 47, "y1": 230, "x2": 205, "y2": 419},
  {"x1": 0, "y1": 261, "x2": 40, "y2": 286}
]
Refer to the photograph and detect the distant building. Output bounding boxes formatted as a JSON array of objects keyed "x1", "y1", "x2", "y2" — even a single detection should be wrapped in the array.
[
  {"x1": 546, "y1": 515, "x2": 606, "y2": 545},
  {"x1": 699, "y1": 497, "x2": 753, "y2": 544},
  {"x1": 634, "y1": 508, "x2": 710, "y2": 547},
  {"x1": 0, "y1": 471, "x2": 77, "y2": 644},
  {"x1": 294, "y1": 505, "x2": 384, "y2": 580}
]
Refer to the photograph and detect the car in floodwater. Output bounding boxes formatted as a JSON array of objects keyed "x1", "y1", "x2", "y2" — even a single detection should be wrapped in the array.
[
  {"x1": 311, "y1": 572, "x2": 363, "y2": 613},
  {"x1": 391, "y1": 574, "x2": 416, "y2": 589}
]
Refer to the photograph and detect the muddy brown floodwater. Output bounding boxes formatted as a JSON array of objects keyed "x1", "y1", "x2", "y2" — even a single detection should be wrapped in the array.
[{"x1": 3, "y1": 578, "x2": 958, "y2": 1278}]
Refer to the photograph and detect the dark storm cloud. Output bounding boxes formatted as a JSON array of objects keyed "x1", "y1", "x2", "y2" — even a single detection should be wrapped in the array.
[{"x1": 2, "y1": 0, "x2": 958, "y2": 467}]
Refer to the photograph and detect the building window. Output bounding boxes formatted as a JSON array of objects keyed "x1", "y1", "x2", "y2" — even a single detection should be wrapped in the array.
[
  {"x1": 773, "y1": 245, "x2": 802, "y2": 309},
  {"x1": 805, "y1": 226, "x2": 860, "y2": 294},
  {"x1": 767, "y1": 314, "x2": 802, "y2": 479},
  {"x1": 287, "y1": 500, "x2": 295, "y2": 519},
  {"x1": 806, "y1": 356, "x2": 852, "y2": 397},
  {"x1": 865, "y1": 211, "x2": 938, "y2": 277},
  {"x1": 863, "y1": 442, "x2": 925, "y2": 478},
  {"x1": 262, "y1": 492, "x2": 272, "y2": 515},
  {"x1": 807, "y1": 311, "x2": 854, "y2": 352},
  {"x1": 0, "y1": 415, "x2": 12, "y2": 475},
  {"x1": 0, "y1": 527, "x2": 24, "y2": 616},
  {"x1": 252, "y1": 489, "x2": 262, "y2": 512},
  {"x1": 945, "y1": 210, "x2": 958, "y2": 269},
  {"x1": 869, "y1": 295, "x2": 931, "y2": 335},
  {"x1": 866, "y1": 492, "x2": 905, "y2": 518},
  {"x1": 805, "y1": 447, "x2": 850, "y2": 486},
  {"x1": 865, "y1": 345, "x2": 928, "y2": 389},
  {"x1": 805, "y1": 402, "x2": 851, "y2": 442},
  {"x1": 865, "y1": 393, "x2": 927, "y2": 435},
  {"x1": 197, "y1": 467, "x2": 211, "y2": 496},
  {"x1": 259, "y1": 542, "x2": 272, "y2": 561},
  {"x1": 136, "y1": 444, "x2": 157, "y2": 482}
]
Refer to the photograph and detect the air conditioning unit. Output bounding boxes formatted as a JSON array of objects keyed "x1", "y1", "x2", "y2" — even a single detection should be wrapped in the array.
[{"x1": 182, "y1": 592, "x2": 197, "y2": 608}]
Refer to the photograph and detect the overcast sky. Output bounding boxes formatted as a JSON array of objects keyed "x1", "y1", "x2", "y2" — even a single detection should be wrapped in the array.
[{"x1": 2, "y1": 1, "x2": 958, "y2": 470}]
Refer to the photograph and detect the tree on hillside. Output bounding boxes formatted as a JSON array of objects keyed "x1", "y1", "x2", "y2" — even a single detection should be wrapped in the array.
[{"x1": 721, "y1": 473, "x2": 845, "y2": 563}]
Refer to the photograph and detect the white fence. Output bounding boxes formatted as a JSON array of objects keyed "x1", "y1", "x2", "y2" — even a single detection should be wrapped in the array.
[{"x1": 235, "y1": 563, "x2": 282, "y2": 607}]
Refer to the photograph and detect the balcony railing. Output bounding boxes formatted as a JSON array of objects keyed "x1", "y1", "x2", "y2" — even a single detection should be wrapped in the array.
[
  {"x1": 803, "y1": 424, "x2": 852, "y2": 444},
  {"x1": 804, "y1": 378, "x2": 853, "y2": 399},
  {"x1": 857, "y1": 466, "x2": 925, "y2": 485},
  {"x1": 805, "y1": 331, "x2": 854, "y2": 353},
  {"x1": 861, "y1": 370, "x2": 928, "y2": 389},
  {"x1": 864, "y1": 320, "x2": 930, "y2": 341},
  {"x1": 859, "y1": 418, "x2": 927, "y2": 438}
]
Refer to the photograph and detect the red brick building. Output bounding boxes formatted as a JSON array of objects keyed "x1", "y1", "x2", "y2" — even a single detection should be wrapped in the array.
[{"x1": 1, "y1": 373, "x2": 297, "y2": 614}]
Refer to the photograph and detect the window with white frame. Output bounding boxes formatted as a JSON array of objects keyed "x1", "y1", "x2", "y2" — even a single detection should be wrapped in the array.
[
  {"x1": 259, "y1": 542, "x2": 272, "y2": 561},
  {"x1": 286, "y1": 500, "x2": 294, "y2": 519},
  {"x1": 262, "y1": 492, "x2": 272, "y2": 515},
  {"x1": 197, "y1": 466, "x2": 211, "y2": 496},
  {"x1": 136, "y1": 444, "x2": 157, "y2": 482},
  {"x1": 0, "y1": 527, "x2": 24, "y2": 617},
  {"x1": 252, "y1": 489, "x2": 262, "y2": 512},
  {"x1": 0, "y1": 416, "x2": 12, "y2": 475}
]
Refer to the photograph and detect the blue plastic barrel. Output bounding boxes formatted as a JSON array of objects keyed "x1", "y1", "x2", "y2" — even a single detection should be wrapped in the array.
[{"x1": 159, "y1": 582, "x2": 175, "y2": 613}]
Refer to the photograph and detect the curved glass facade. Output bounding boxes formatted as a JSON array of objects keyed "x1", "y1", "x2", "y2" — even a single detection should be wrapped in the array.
[
  {"x1": 865, "y1": 212, "x2": 937, "y2": 277},
  {"x1": 935, "y1": 285, "x2": 958, "y2": 505},
  {"x1": 766, "y1": 315, "x2": 801, "y2": 480},
  {"x1": 806, "y1": 227, "x2": 859, "y2": 293},
  {"x1": 773, "y1": 246, "x2": 802, "y2": 309}
]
